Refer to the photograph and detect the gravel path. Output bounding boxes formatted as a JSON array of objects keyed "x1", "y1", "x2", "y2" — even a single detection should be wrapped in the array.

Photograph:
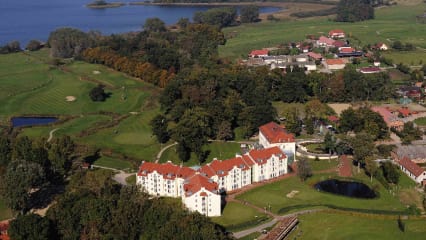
[{"x1": 47, "y1": 128, "x2": 60, "y2": 142}]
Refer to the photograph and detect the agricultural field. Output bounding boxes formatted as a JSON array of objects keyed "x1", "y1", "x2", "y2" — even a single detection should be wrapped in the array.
[
  {"x1": 219, "y1": 3, "x2": 426, "y2": 64},
  {"x1": 287, "y1": 211, "x2": 426, "y2": 240}
]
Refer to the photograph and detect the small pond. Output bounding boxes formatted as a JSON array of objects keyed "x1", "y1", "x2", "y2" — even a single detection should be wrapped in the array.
[
  {"x1": 11, "y1": 117, "x2": 58, "y2": 128},
  {"x1": 314, "y1": 179, "x2": 376, "y2": 199}
]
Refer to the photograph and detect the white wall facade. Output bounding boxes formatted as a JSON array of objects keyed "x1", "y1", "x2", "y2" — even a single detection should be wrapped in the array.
[
  {"x1": 182, "y1": 188, "x2": 221, "y2": 217},
  {"x1": 399, "y1": 165, "x2": 426, "y2": 184}
]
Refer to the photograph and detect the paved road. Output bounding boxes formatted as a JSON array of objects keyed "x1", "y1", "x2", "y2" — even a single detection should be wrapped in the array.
[
  {"x1": 155, "y1": 142, "x2": 178, "y2": 163},
  {"x1": 91, "y1": 164, "x2": 136, "y2": 186},
  {"x1": 47, "y1": 128, "x2": 60, "y2": 142}
]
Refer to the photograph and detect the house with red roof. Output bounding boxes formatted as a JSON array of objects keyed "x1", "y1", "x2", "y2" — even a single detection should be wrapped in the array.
[
  {"x1": 246, "y1": 147, "x2": 288, "y2": 182},
  {"x1": 0, "y1": 220, "x2": 10, "y2": 240},
  {"x1": 259, "y1": 122, "x2": 296, "y2": 159},
  {"x1": 182, "y1": 173, "x2": 221, "y2": 216},
  {"x1": 324, "y1": 58, "x2": 346, "y2": 70},
  {"x1": 316, "y1": 36, "x2": 335, "y2": 47},
  {"x1": 200, "y1": 155, "x2": 253, "y2": 192},
  {"x1": 249, "y1": 49, "x2": 269, "y2": 58},
  {"x1": 397, "y1": 157, "x2": 426, "y2": 184},
  {"x1": 328, "y1": 29, "x2": 345, "y2": 39},
  {"x1": 374, "y1": 42, "x2": 388, "y2": 51},
  {"x1": 307, "y1": 52, "x2": 323, "y2": 61}
]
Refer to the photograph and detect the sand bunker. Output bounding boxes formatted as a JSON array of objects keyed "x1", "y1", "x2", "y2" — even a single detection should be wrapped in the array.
[
  {"x1": 93, "y1": 70, "x2": 101, "y2": 74},
  {"x1": 286, "y1": 190, "x2": 299, "y2": 198},
  {"x1": 65, "y1": 96, "x2": 76, "y2": 102}
]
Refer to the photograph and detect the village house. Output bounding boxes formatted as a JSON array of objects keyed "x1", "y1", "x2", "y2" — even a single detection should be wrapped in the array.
[
  {"x1": 307, "y1": 52, "x2": 323, "y2": 61},
  {"x1": 392, "y1": 154, "x2": 426, "y2": 185},
  {"x1": 324, "y1": 58, "x2": 346, "y2": 71},
  {"x1": 316, "y1": 36, "x2": 335, "y2": 47},
  {"x1": 328, "y1": 29, "x2": 345, "y2": 39},
  {"x1": 249, "y1": 49, "x2": 269, "y2": 58},
  {"x1": 374, "y1": 42, "x2": 389, "y2": 51}
]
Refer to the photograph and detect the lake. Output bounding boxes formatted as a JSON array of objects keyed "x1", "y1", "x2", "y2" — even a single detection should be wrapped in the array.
[
  {"x1": 0, "y1": 0, "x2": 280, "y2": 46},
  {"x1": 314, "y1": 179, "x2": 377, "y2": 199},
  {"x1": 11, "y1": 117, "x2": 58, "y2": 128}
]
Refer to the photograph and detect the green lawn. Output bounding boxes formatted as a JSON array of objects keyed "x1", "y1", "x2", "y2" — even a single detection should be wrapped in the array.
[
  {"x1": 309, "y1": 158, "x2": 339, "y2": 172},
  {"x1": 93, "y1": 156, "x2": 134, "y2": 170},
  {"x1": 239, "y1": 232, "x2": 261, "y2": 240},
  {"x1": 236, "y1": 173, "x2": 409, "y2": 215},
  {"x1": 159, "y1": 141, "x2": 242, "y2": 167},
  {"x1": 414, "y1": 117, "x2": 426, "y2": 126},
  {"x1": 0, "y1": 197, "x2": 12, "y2": 221},
  {"x1": 211, "y1": 202, "x2": 270, "y2": 232},
  {"x1": 220, "y1": 4, "x2": 426, "y2": 65},
  {"x1": 126, "y1": 174, "x2": 137, "y2": 185},
  {"x1": 287, "y1": 212, "x2": 426, "y2": 240}
]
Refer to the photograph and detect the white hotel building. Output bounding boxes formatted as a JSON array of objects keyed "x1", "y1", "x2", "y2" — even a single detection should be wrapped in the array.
[{"x1": 137, "y1": 122, "x2": 294, "y2": 216}]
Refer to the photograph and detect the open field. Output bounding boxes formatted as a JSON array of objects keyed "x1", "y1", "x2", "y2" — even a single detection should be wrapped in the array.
[
  {"x1": 0, "y1": 198, "x2": 12, "y2": 221},
  {"x1": 287, "y1": 211, "x2": 426, "y2": 240},
  {"x1": 94, "y1": 156, "x2": 134, "y2": 170},
  {"x1": 236, "y1": 171, "x2": 412, "y2": 215},
  {"x1": 159, "y1": 141, "x2": 242, "y2": 166},
  {"x1": 211, "y1": 202, "x2": 270, "y2": 232},
  {"x1": 219, "y1": 4, "x2": 426, "y2": 63},
  {"x1": 309, "y1": 158, "x2": 339, "y2": 172},
  {"x1": 383, "y1": 51, "x2": 426, "y2": 66}
]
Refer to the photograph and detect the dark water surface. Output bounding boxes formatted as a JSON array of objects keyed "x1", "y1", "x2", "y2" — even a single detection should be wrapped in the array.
[
  {"x1": 11, "y1": 117, "x2": 58, "y2": 127},
  {"x1": 0, "y1": 0, "x2": 279, "y2": 45},
  {"x1": 315, "y1": 179, "x2": 377, "y2": 199}
]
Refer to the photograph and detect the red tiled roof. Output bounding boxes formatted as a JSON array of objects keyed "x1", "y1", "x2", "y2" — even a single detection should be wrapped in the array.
[
  {"x1": 0, "y1": 220, "x2": 9, "y2": 240},
  {"x1": 325, "y1": 58, "x2": 345, "y2": 65},
  {"x1": 333, "y1": 40, "x2": 346, "y2": 48},
  {"x1": 259, "y1": 122, "x2": 295, "y2": 144},
  {"x1": 318, "y1": 36, "x2": 335, "y2": 45},
  {"x1": 307, "y1": 52, "x2": 323, "y2": 60},
  {"x1": 399, "y1": 157, "x2": 425, "y2": 177},
  {"x1": 339, "y1": 47, "x2": 355, "y2": 53},
  {"x1": 137, "y1": 161, "x2": 195, "y2": 180},
  {"x1": 205, "y1": 156, "x2": 251, "y2": 177},
  {"x1": 248, "y1": 147, "x2": 286, "y2": 165},
  {"x1": 371, "y1": 106, "x2": 395, "y2": 125},
  {"x1": 329, "y1": 29, "x2": 345, "y2": 36},
  {"x1": 184, "y1": 173, "x2": 218, "y2": 196},
  {"x1": 250, "y1": 49, "x2": 269, "y2": 56},
  {"x1": 398, "y1": 108, "x2": 411, "y2": 117},
  {"x1": 200, "y1": 191, "x2": 208, "y2": 197}
]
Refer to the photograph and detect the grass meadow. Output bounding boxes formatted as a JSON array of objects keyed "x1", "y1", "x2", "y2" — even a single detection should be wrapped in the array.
[
  {"x1": 219, "y1": 4, "x2": 426, "y2": 64},
  {"x1": 211, "y1": 202, "x2": 270, "y2": 232},
  {"x1": 287, "y1": 211, "x2": 426, "y2": 240},
  {"x1": 93, "y1": 156, "x2": 134, "y2": 170},
  {"x1": 0, "y1": 197, "x2": 12, "y2": 221}
]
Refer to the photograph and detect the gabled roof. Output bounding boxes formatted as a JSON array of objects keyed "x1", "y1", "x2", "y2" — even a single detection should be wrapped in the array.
[
  {"x1": 259, "y1": 122, "x2": 295, "y2": 144},
  {"x1": 333, "y1": 40, "x2": 346, "y2": 48},
  {"x1": 325, "y1": 58, "x2": 345, "y2": 65},
  {"x1": 204, "y1": 156, "x2": 251, "y2": 177},
  {"x1": 247, "y1": 147, "x2": 287, "y2": 165},
  {"x1": 184, "y1": 173, "x2": 218, "y2": 197},
  {"x1": 317, "y1": 36, "x2": 335, "y2": 45},
  {"x1": 250, "y1": 49, "x2": 269, "y2": 56},
  {"x1": 339, "y1": 47, "x2": 355, "y2": 53},
  {"x1": 360, "y1": 67, "x2": 381, "y2": 73},
  {"x1": 137, "y1": 161, "x2": 195, "y2": 180},
  {"x1": 307, "y1": 52, "x2": 323, "y2": 60},
  {"x1": 399, "y1": 157, "x2": 425, "y2": 177},
  {"x1": 371, "y1": 106, "x2": 396, "y2": 124},
  {"x1": 329, "y1": 29, "x2": 345, "y2": 36}
]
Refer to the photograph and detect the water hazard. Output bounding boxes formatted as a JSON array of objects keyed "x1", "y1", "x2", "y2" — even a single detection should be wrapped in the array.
[
  {"x1": 11, "y1": 117, "x2": 58, "y2": 127},
  {"x1": 314, "y1": 179, "x2": 377, "y2": 199}
]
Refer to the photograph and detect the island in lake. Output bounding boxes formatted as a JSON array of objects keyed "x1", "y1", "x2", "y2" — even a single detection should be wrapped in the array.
[{"x1": 86, "y1": 0, "x2": 125, "y2": 9}]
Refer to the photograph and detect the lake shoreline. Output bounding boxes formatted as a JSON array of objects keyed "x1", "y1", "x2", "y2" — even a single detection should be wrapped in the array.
[{"x1": 86, "y1": 2, "x2": 126, "y2": 9}]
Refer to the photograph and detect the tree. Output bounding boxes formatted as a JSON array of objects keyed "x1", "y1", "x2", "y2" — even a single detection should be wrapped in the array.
[
  {"x1": 150, "y1": 114, "x2": 170, "y2": 144},
  {"x1": 2, "y1": 160, "x2": 47, "y2": 212},
  {"x1": 217, "y1": 121, "x2": 233, "y2": 140},
  {"x1": 143, "y1": 18, "x2": 166, "y2": 32},
  {"x1": 177, "y1": 17, "x2": 190, "y2": 29},
  {"x1": 240, "y1": 5, "x2": 259, "y2": 23},
  {"x1": 305, "y1": 117, "x2": 315, "y2": 135},
  {"x1": 193, "y1": 7, "x2": 237, "y2": 28},
  {"x1": 48, "y1": 136, "x2": 75, "y2": 178},
  {"x1": 0, "y1": 135, "x2": 11, "y2": 166},
  {"x1": 365, "y1": 156, "x2": 378, "y2": 182},
  {"x1": 349, "y1": 132, "x2": 375, "y2": 170},
  {"x1": 89, "y1": 84, "x2": 107, "y2": 101},
  {"x1": 297, "y1": 158, "x2": 312, "y2": 182},
  {"x1": 323, "y1": 132, "x2": 336, "y2": 154},
  {"x1": 26, "y1": 40, "x2": 43, "y2": 51},
  {"x1": 48, "y1": 28, "x2": 91, "y2": 58},
  {"x1": 381, "y1": 161, "x2": 400, "y2": 184},
  {"x1": 9, "y1": 214, "x2": 56, "y2": 240},
  {"x1": 336, "y1": 0, "x2": 374, "y2": 22}
]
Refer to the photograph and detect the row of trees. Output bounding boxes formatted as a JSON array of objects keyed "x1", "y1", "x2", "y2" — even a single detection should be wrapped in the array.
[
  {"x1": 336, "y1": 0, "x2": 374, "y2": 22},
  {"x1": 193, "y1": 6, "x2": 260, "y2": 28}
]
